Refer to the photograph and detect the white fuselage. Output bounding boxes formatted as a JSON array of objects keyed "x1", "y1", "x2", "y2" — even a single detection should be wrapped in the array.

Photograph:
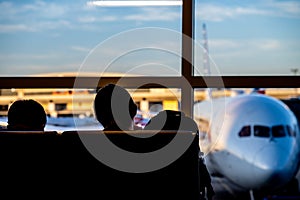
[{"x1": 194, "y1": 94, "x2": 300, "y2": 192}]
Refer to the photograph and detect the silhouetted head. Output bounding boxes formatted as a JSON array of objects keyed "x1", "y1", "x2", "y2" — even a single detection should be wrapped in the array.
[
  {"x1": 144, "y1": 110, "x2": 198, "y2": 133},
  {"x1": 94, "y1": 84, "x2": 137, "y2": 130},
  {"x1": 7, "y1": 99, "x2": 47, "y2": 131}
]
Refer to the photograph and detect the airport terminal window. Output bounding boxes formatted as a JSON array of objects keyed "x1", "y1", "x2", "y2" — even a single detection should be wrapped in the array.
[
  {"x1": 0, "y1": 87, "x2": 183, "y2": 131},
  {"x1": 272, "y1": 125, "x2": 286, "y2": 137},
  {"x1": 238, "y1": 125, "x2": 251, "y2": 137},
  {"x1": 194, "y1": 0, "x2": 300, "y2": 76},
  {"x1": 0, "y1": 0, "x2": 183, "y2": 76},
  {"x1": 0, "y1": 1, "x2": 300, "y2": 131},
  {"x1": 254, "y1": 125, "x2": 270, "y2": 138},
  {"x1": 195, "y1": 117, "x2": 210, "y2": 140}
]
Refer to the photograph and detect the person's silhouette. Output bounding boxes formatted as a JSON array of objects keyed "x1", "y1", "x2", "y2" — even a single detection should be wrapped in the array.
[
  {"x1": 144, "y1": 110, "x2": 215, "y2": 200},
  {"x1": 94, "y1": 83, "x2": 137, "y2": 131},
  {"x1": 7, "y1": 99, "x2": 47, "y2": 131}
]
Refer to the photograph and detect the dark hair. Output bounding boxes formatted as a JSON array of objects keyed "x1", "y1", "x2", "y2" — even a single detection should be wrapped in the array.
[
  {"x1": 144, "y1": 110, "x2": 198, "y2": 133},
  {"x1": 7, "y1": 99, "x2": 47, "y2": 131},
  {"x1": 94, "y1": 84, "x2": 137, "y2": 130}
]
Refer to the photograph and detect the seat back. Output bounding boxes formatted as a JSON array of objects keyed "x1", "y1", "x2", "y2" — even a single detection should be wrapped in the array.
[
  {"x1": 0, "y1": 131, "x2": 60, "y2": 192},
  {"x1": 0, "y1": 130, "x2": 200, "y2": 199}
]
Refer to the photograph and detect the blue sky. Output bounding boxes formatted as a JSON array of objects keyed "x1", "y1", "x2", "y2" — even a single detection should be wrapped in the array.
[{"x1": 0, "y1": 0, "x2": 299, "y2": 76}]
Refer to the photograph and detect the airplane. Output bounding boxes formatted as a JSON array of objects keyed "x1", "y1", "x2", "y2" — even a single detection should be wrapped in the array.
[{"x1": 194, "y1": 93, "x2": 300, "y2": 199}]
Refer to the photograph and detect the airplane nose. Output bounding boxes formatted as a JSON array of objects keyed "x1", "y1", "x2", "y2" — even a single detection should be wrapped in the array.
[{"x1": 252, "y1": 144, "x2": 295, "y2": 190}]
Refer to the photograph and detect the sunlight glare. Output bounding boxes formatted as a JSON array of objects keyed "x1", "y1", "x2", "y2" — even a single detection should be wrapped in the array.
[{"x1": 87, "y1": 0, "x2": 182, "y2": 7}]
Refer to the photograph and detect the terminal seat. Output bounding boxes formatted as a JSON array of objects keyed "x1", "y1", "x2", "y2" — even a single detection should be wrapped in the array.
[{"x1": 0, "y1": 130, "x2": 200, "y2": 199}]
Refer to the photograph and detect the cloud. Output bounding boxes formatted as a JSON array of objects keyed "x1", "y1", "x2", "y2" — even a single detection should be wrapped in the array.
[
  {"x1": 78, "y1": 16, "x2": 118, "y2": 23},
  {"x1": 35, "y1": 20, "x2": 71, "y2": 30},
  {"x1": 196, "y1": 0, "x2": 300, "y2": 22},
  {"x1": 0, "y1": 53, "x2": 58, "y2": 60},
  {"x1": 0, "y1": 1, "x2": 68, "y2": 20},
  {"x1": 0, "y1": 1, "x2": 72, "y2": 33},
  {"x1": 0, "y1": 1, "x2": 180, "y2": 33},
  {"x1": 214, "y1": 39, "x2": 281, "y2": 51},
  {"x1": 196, "y1": 4, "x2": 270, "y2": 22},
  {"x1": 71, "y1": 46, "x2": 91, "y2": 53},
  {"x1": 0, "y1": 1, "x2": 16, "y2": 14},
  {"x1": 0, "y1": 19, "x2": 71, "y2": 33},
  {"x1": 0, "y1": 24, "x2": 36, "y2": 33},
  {"x1": 124, "y1": 7, "x2": 180, "y2": 21},
  {"x1": 267, "y1": 0, "x2": 300, "y2": 15},
  {"x1": 78, "y1": 16, "x2": 97, "y2": 23},
  {"x1": 77, "y1": 7, "x2": 180, "y2": 24},
  {"x1": 20, "y1": 1, "x2": 68, "y2": 19},
  {"x1": 253, "y1": 39, "x2": 281, "y2": 50},
  {"x1": 208, "y1": 39, "x2": 241, "y2": 49}
]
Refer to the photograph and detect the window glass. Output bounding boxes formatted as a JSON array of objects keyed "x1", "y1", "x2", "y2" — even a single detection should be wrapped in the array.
[
  {"x1": 272, "y1": 125, "x2": 286, "y2": 137},
  {"x1": 0, "y1": 87, "x2": 181, "y2": 131},
  {"x1": 0, "y1": 0, "x2": 182, "y2": 76},
  {"x1": 286, "y1": 125, "x2": 296, "y2": 137},
  {"x1": 238, "y1": 125, "x2": 251, "y2": 137},
  {"x1": 254, "y1": 125, "x2": 270, "y2": 138},
  {"x1": 194, "y1": 0, "x2": 300, "y2": 76}
]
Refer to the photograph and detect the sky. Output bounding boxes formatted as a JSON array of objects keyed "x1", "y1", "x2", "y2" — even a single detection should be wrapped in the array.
[{"x1": 0, "y1": 0, "x2": 299, "y2": 76}]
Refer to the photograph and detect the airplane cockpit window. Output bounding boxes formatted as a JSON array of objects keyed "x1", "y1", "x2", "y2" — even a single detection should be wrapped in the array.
[
  {"x1": 286, "y1": 125, "x2": 297, "y2": 137},
  {"x1": 272, "y1": 125, "x2": 286, "y2": 137},
  {"x1": 254, "y1": 125, "x2": 270, "y2": 138},
  {"x1": 238, "y1": 125, "x2": 251, "y2": 137},
  {"x1": 253, "y1": 125, "x2": 294, "y2": 138}
]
